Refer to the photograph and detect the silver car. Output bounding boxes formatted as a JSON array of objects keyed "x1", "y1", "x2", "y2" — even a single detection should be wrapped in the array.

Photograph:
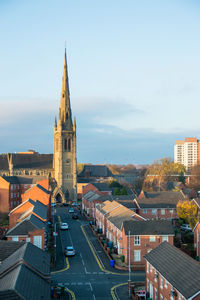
[{"x1": 65, "y1": 246, "x2": 75, "y2": 256}]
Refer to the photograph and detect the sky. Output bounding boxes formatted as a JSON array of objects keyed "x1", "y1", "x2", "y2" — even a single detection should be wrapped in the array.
[{"x1": 0, "y1": 0, "x2": 200, "y2": 165}]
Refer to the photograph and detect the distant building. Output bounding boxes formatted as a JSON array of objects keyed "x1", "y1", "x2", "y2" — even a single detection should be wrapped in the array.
[
  {"x1": 174, "y1": 137, "x2": 200, "y2": 170},
  {"x1": 78, "y1": 164, "x2": 113, "y2": 182}
]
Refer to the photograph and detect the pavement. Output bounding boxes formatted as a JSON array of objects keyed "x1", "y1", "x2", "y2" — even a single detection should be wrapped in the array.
[{"x1": 50, "y1": 208, "x2": 145, "y2": 299}]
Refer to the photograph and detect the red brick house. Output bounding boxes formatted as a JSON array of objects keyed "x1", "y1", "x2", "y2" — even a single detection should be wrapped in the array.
[
  {"x1": 95, "y1": 201, "x2": 122, "y2": 234},
  {"x1": 144, "y1": 242, "x2": 200, "y2": 300},
  {"x1": 83, "y1": 182, "x2": 112, "y2": 196},
  {"x1": 22, "y1": 184, "x2": 50, "y2": 206},
  {"x1": 6, "y1": 214, "x2": 46, "y2": 249},
  {"x1": 194, "y1": 222, "x2": 200, "y2": 258},
  {"x1": 106, "y1": 207, "x2": 145, "y2": 255},
  {"x1": 0, "y1": 176, "x2": 49, "y2": 214},
  {"x1": 82, "y1": 190, "x2": 104, "y2": 218},
  {"x1": 121, "y1": 220, "x2": 174, "y2": 266},
  {"x1": 135, "y1": 191, "x2": 186, "y2": 220}
]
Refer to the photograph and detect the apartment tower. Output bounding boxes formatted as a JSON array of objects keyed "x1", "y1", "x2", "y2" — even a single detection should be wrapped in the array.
[{"x1": 174, "y1": 137, "x2": 200, "y2": 170}]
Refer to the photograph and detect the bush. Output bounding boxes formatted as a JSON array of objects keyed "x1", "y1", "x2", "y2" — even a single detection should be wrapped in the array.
[{"x1": 120, "y1": 255, "x2": 125, "y2": 262}]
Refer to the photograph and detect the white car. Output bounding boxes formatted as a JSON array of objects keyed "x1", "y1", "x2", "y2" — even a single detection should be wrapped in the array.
[
  {"x1": 180, "y1": 224, "x2": 192, "y2": 231},
  {"x1": 60, "y1": 222, "x2": 69, "y2": 230},
  {"x1": 65, "y1": 246, "x2": 75, "y2": 256},
  {"x1": 69, "y1": 208, "x2": 74, "y2": 213}
]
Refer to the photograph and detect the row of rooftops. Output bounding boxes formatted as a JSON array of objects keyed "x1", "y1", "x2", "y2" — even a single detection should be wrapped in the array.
[
  {"x1": 145, "y1": 241, "x2": 200, "y2": 299},
  {"x1": 0, "y1": 241, "x2": 50, "y2": 299},
  {"x1": 96, "y1": 200, "x2": 175, "y2": 235},
  {"x1": 83, "y1": 188, "x2": 189, "y2": 209}
]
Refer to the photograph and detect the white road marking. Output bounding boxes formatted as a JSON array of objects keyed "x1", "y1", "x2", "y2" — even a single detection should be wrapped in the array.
[
  {"x1": 93, "y1": 295, "x2": 96, "y2": 300},
  {"x1": 89, "y1": 282, "x2": 93, "y2": 292}
]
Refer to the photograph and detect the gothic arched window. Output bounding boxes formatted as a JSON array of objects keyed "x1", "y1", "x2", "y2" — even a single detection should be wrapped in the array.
[
  {"x1": 68, "y1": 138, "x2": 71, "y2": 151},
  {"x1": 64, "y1": 139, "x2": 68, "y2": 151}
]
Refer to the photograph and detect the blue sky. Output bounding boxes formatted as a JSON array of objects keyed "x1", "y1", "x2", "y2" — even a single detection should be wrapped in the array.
[{"x1": 0, "y1": 0, "x2": 200, "y2": 164}]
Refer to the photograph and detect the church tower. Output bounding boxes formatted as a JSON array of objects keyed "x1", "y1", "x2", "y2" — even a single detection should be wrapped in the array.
[{"x1": 53, "y1": 50, "x2": 77, "y2": 202}]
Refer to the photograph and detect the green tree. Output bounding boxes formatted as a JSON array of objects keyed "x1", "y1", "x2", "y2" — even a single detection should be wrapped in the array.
[{"x1": 143, "y1": 157, "x2": 185, "y2": 191}]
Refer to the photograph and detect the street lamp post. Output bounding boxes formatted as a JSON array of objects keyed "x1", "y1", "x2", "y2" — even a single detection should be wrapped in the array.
[{"x1": 128, "y1": 230, "x2": 131, "y2": 297}]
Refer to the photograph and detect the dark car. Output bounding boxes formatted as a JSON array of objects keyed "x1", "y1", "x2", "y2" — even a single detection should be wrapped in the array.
[{"x1": 72, "y1": 213, "x2": 78, "y2": 219}]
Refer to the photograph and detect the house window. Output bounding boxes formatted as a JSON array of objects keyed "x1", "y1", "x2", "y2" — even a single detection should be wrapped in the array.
[
  {"x1": 147, "y1": 262, "x2": 149, "y2": 273},
  {"x1": 150, "y1": 265, "x2": 153, "y2": 273},
  {"x1": 143, "y1": 209, "x2": 147, "y2": 214},
  {"x1": 12, "y1": 236, "x2": 18, "y2": 241},
  {"x1": 11, "y1": 184, "x2": 13, "y2": 190},
  {"x1": 162, "y1": 236, "x2": 168, "y2": 242},
  {"x1": 165, "y1": 279, "x2": 168, "y2": 288},
  {"x1": 170, "y1": 209, "x2": 173, "y2": 214},
  {"x1": 147, "y1": 278, "x2": 149, "y2": 291},
  {"x1": 155, "y1": 288, "x2": 157, "y2": 300},
  {"x1": 11, "y1": 193, "x2": 13, "y2": 199},
  {"x1": 160, "y1": 276, "x2": 163, "y2": 289},
  {"x1": 160, "y1": 295, "x2": 163, "y2": 300},
  {"x1": 134, "y1": 250, "x2": 141, "y2": 262},
  {"x1": 161, "y1": 209, "x2": 165, "y2": 215},
  {"x1": 26, "y1": 238, "x2": 30, "y2": 242},
  {"x1": 150, "y1": 236, "x2": 156, "y2": 242},
  {"x1": 134, "y1": 235, "x2": 140, "y2": 245},
  {"x1": 152, "y1": 209, "x2": 157, "y2": 215}
]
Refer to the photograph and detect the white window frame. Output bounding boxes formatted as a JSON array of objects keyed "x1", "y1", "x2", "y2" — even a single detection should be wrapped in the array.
[
  {"x1": 150, "y1": 235, "x2": 156, "y2": 242},
  {"x1": 134, "y1": 235, "x2": 140, "y2": 245},
  {"x1": 134, "y1": 250, "x2": 141, "y2": 262},
  {"x1": 147, "y1": 262, "x2": 149, "y2": 273},
  {"x1": 162, "y1": 236, "x2": 168, "y2": 242},
  {"x1": 160, "y1": 276, "x2": 163, "y2": 289}
]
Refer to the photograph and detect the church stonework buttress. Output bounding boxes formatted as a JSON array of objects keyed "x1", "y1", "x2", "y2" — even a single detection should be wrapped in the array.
[{"x1": 53, "y1": 50, "x2": 77, "y2": 202}]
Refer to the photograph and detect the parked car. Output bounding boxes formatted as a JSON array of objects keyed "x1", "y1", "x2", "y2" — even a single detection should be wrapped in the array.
[
  {"x1": 180, "y1": 224, "x2": 192, "y2": 231},
  {"x1": 51, "y1": 203, "x2": 56, "y2": 207},
  {"x1": 65, "y1": 246, "x2": 75, "y2": 256},
  {"x1": 60, "y1": 223, "x2": 69, "y2": 230},
  {"x1": 69, "y1": 208, "x2": 74, "y2": 213},
  {"x1": 72, "y1": 213, "x2": 78, "y2": 219}
]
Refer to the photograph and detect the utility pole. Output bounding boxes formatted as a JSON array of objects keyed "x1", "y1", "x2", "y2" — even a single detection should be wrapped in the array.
[{"x1": 128, "y1": 230, "x2": 131, "y2": 297}]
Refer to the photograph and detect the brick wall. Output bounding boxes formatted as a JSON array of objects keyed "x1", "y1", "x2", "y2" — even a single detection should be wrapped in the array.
[{"x1": 121, "y1": 229, "x2": 174, "y2": 266}]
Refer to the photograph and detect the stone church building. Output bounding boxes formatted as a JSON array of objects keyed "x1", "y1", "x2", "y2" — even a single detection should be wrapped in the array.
[{"x1": 0, "y1": 51, "x2": 77, "y2": 203}]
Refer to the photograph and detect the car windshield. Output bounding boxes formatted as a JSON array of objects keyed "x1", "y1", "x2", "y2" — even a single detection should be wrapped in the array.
[
  {"x1": 62, "y1": 223, "x2": 67, "y2": 226},
  {"x1": 67, "y1": 246, "x2": 74, "y2": 250}
]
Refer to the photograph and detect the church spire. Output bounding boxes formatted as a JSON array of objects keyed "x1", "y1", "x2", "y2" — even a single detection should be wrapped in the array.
[{"x1": 59, "y1": 49, "x2": 72, "y2": 129}]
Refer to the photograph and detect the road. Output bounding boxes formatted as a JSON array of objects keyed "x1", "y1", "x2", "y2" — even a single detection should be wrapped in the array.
[{"x1": 51, "y1": 206, "x2": 145, "y2": 300}]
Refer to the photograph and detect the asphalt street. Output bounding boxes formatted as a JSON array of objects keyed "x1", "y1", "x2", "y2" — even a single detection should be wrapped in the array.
[{"x1": 51, "y1": 206, "x2": 145, "y2": 300}]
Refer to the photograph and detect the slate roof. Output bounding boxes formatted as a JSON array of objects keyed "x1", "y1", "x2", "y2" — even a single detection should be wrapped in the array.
[
  {"x1": 91, "y1": 182, "x2": 112, "y2": 192},
  {"x1": 33, "y1": 200, "x2": 47, "y2": 220},
  {"x1": 2, "y1": 175, "x2": 48, "y2": 185},
  {"x1": 107, "y1": 206, "x2": 141, "y2": 230},
  {"x1": 0, "y1": 243, "x2": 50, "y2": 276},
  {"x1": 0, "y1": 241, "x2": 25, "y2": 263},
  {"x1": 96, "y1": 200, "x2": 121, "y2": 215},
  {"x1": 0, "y1": 153, "x2": 53, "y2": 171},
  {"x1": 6, "y1": 215, "x2": 45, "y2": 237},
  {"x1": 83, "y1": 190, "x2": 101, "y2": 202},
  {"x1": 144, "y1": 242, "x2": 200, "y2": 299},
  {"x1": 78, "y1": 165, "x2": 113, "y2": 177},
  {"x1": 123, "y1": 220, "x2": 174, "y2": 236},
  {"x1": 137, "y1": 191, "x2": 185, "y2": 208},
  {"x1": 0, "y1": 264, "x2": 50, "y2": 300}
]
